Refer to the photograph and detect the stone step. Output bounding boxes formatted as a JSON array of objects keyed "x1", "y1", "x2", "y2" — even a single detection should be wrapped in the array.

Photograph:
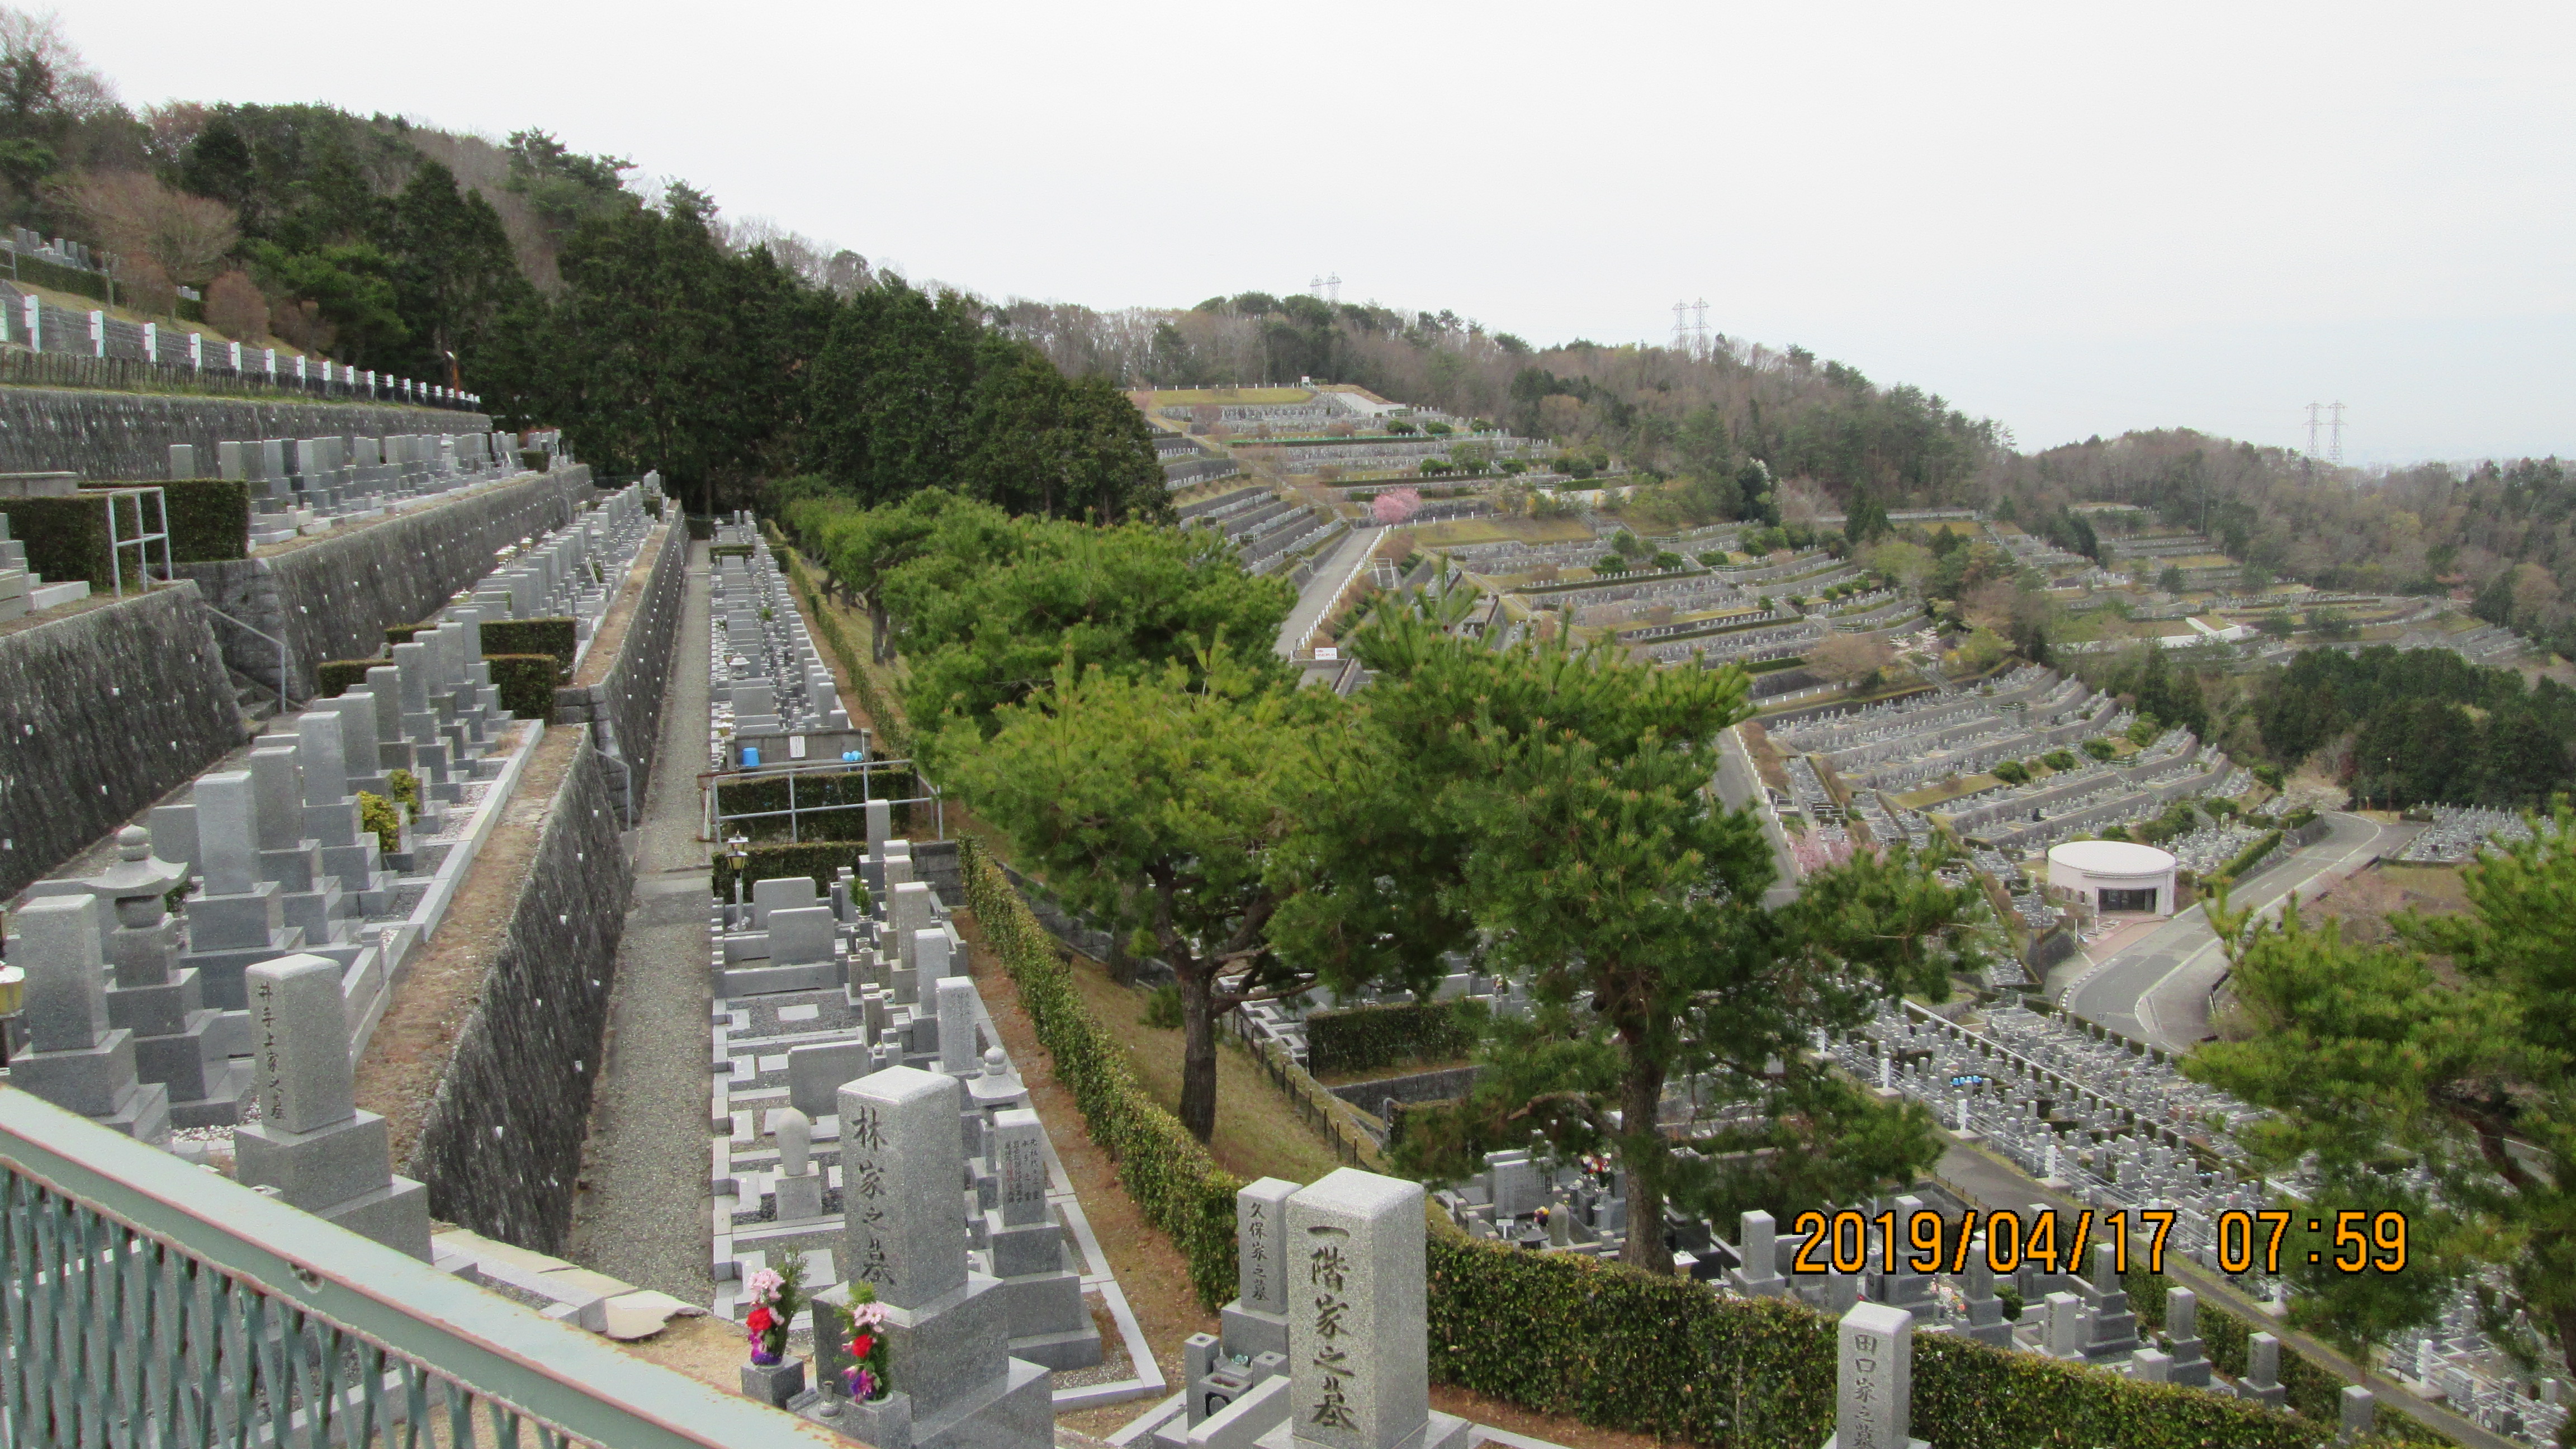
[{"x1": 29, "y1": 579, "x2": 89, "y2": 610}]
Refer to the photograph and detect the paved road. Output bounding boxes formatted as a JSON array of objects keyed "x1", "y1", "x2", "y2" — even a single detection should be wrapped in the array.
[
  {"x1": 1273, "y1": 525, "x2": 1380, "y2": 658},
  {"x1": 2059, "y1": 811, "x2": 2405, "y2": 1050}
]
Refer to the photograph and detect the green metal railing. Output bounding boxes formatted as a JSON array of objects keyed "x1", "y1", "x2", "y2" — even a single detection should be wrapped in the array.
[{"x1": 0, "y1": 1087, "x2": 834, "y2": 1447}]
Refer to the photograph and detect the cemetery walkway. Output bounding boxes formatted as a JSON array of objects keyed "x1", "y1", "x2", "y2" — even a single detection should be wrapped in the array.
[
  {"x1": 2056, "y1": 811, "x2": 2406, "y2": 1049},
  {"x1": 566, "y1": 537, "x2": 719, "y2": 1304},
  {"x1": 1273, "y1": 523, "x2": 1379, "y2": 657}
]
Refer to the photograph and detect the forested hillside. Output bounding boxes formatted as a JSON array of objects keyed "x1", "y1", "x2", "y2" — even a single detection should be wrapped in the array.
[
  {"x1": 1005, "y1": 291, "x2": 2002, "y2": 510},
  {"x1": 1992, "y1": 430, "x2": 2576, "y2": 654},
  {"x1": 11, "y1": 6, "x2": 2563, "y2": 623}
]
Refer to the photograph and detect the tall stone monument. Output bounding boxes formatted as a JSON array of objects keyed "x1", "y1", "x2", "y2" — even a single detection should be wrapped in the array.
[
  {"x1": 806, "y1": 1065, "x2": 1049, "y2": 1449},
  {"x1": 172, "y1": 770, "x2": 309, "y2": 1018},
  {"x1": 4, "y1": 894, "x2": 172, "y2": 1145},
  {"x1": 75, "y1": 826, "x2": 248, "y2": 1125},
  {"x1": 231, "y1": 954, "x2": 432, "y2": 1259},
  {"x1": 1251, "y1": 1168, "x2": 1471, "y2": 1449},
  {"x1": 983, "y1": 1105, "x2": 1101, "y2": 1370},
  {"x1": 1728, "y1": 1210, "x2": 1785, "y2": 1298},
  {"x1": 1821, "y1": 1302, "x2": 1927, "y2": 1449}
]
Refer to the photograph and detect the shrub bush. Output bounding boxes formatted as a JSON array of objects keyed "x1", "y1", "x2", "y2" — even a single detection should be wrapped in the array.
[
  {"x1": 356, "y1": 792, "x2": 401, "y2": 853},
  {"x1": 1427, "y1": 1234, "x2": 2387, "y2": 1449},
  {"x1": 3, "y1": 482, "x2": 247, "y2": 587},
  {"x1": 316, "y1": 658, "x2": 386, "y2": 698},
  {"x1": 2212, "y1": 829, "x2": 2285, "y2": 885},
  {"x1": 480, "y1": 618, "x2": 577, "y2": 678},
  {"x1": 485, "y1": 654, "x2": 557, "y2": 718},
  {"x1": 1305, "y1": 1000, "x2": 1483, "y2": 1076},
  {"x1": 712, "y1": 767, "x2": 910, "y2": 843},
  {"x1": 958, "y1": 837, "x2": 1240, "y2": 1309},
  {"x1": 711, "y1": 841, "x2": 875, "y2": 906}
]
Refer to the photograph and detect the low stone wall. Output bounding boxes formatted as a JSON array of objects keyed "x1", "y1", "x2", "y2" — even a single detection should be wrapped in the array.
[
  {"x1": 0, "y1": 385, "x2": 490, "y2": 479},
  {"x1": 554, "y1": 523, "x2": 684, "y2": 825},
  {"x1": 406, "y1": 733, "x2": 629, "y2": 1253},
  {"x1": 0, "y1": 584, "x2": 240, "y2": 899},
  {"x1": 1325, "y1": 1064, "x2": 1483, "y2": 1115},
  {"x1": 177, "y1": 466, "x2": 593, "y2": 700}
]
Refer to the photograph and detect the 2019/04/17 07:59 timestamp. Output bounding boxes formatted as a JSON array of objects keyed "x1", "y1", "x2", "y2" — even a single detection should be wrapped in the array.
[{"x1": 1783, "y1": 1208, "x2": 2411, "y2": 1277}]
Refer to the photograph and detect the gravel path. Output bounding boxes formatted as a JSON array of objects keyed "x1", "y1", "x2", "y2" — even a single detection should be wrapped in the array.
[{"x1": 564, "y1": 538, "x2": 717, "y2": 1304}]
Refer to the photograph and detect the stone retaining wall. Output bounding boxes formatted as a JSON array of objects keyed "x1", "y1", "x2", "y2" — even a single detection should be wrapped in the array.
[
  {"x1": 177, "y1": 467, "x2": 592, "y2": 700},
  {"x1": 406, "y1": 733, "x2": 629, "y2": 1253},
  {"x1": 0, "y1": 583, "x2": 241, "y2": 899},
  {"x1": 1325, "y1": 1064, "x2": 1484, "y2": 1115},
  {"x1": 553, "y1": 523, "x2": 685, "y2": 826},
  {"x1": 0, "y1": 385, "x2": 490, "y2": 479}
]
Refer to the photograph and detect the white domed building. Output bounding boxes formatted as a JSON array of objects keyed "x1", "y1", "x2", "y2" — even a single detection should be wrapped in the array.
[{"x1": 2046, "y1": 839, "x2": 2179, "y2": 918}]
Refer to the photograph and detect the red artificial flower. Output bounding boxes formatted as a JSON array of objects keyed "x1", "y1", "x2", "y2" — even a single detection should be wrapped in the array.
[
  {"x1": 850, "y1": 1334, "x2": 874, "y2": 1360},
  {"x1": 746, "y1": 1305, "x2": 775, "y2": 1336}
]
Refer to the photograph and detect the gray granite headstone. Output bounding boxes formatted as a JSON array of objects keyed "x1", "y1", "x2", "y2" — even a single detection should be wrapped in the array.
[
  {"x1": 17, "y1": 892, "x2": 108, "y2": 1053},
  {"x1": 195, "y1": 771, "x2": 260, "y2": 896},
  {"x1": 1730, "y1": 1210, "x2": 1784, "y2": 1296},
  {"x1": 916, "y1": 927, "x2": 951, "y2": 1008},
  {"x1": 2338, "y1": 1385, "x2": 2375, "y2": 1441},
  {"x1": 838, "y1": 1064, "x2": 967, "y2": 1310},
  {"x1": 1826, "y1": 1302, "x2": 1922, "y2": 1449},
  {"x1": 889, "y1": 883, "x2": 934, "y2": 1000},
  {"x1": 1282, "y1": 1169, "x2": 1440, "y2": 1449},
  {"x1": 992, "y1": 1107, "x2": 1048, "y2": 1228},
  {"x1": 769, "y1": 906, "x2": 835, "y2": 966},
  {"x1": 936, "y1": 976, "x2": 978, "y2": 1076},
  {"x1": 247, "y1": 953, "x2": 356, "y2": 1133},
  {"x1": 1238, "y1": 1177, "x2": 1298, "y2": 1317}
]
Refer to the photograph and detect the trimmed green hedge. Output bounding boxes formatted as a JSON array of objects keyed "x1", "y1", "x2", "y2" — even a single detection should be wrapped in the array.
[
  {"x1": 141, "y1": 479, "x2": 249, "y2": 561},
  {"x1": 1306, "y1": 1000, "x2": 1481, "y2": 1076},
  {"x1": 387, "y1": 617, "x2": 574, "y2": 676},
  {"x1": 480, "y1": 618, "x2": 576, "y2": 678},
  {"x1": 1428, "y1": 1234, "x2": 2382, "y2": 1449},
  {"x1": 4, "y1": 480, "x2": 252, "y2": 586},
  {"x1": 2212, "y1": 829, "x2": 2285, "y2": 887},
  {"x1": 958, "y1": 837, "x2": 1242, "y2": 1309},
  {"x1": 712, "y1": 842, "x2": 875, "y2": 906},
  {"x1": 712, "y1": 767, "x2": 907, "y2": 844},
  {"x1": 486, "y1": 654, "x2": 556, "y2": 718},
  {"x1": 317, "y1": 658, "x2": 387, "y2": 698}
]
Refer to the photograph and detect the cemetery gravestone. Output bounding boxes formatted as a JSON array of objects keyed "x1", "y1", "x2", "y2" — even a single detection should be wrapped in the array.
[
  {"x1": 4, "y1": 894, "x2": 172, "y2": 1145},
  {"x1": 231, "y1": 953, "x2": 430, "y2": 1259},
  {"x1": 1254, "y1": 1168, "x2": 1470, "y2": 1449},
  {"x1": 1824, "y1": 1303, "x2": 1926, "y2": 1449},
  {"x1": 79, "y1": 826, "x2": 247, "y2": 1126},
  {"x1": 982, "y1": 1106, "x2": 1100, "y2": 1371},
  {"x1": 811, "y1": 1066, "x2": 1050, "y2": 1449},
  {"x1": 773, "y1": 1107, "x2": 825, "y2": 1221}
]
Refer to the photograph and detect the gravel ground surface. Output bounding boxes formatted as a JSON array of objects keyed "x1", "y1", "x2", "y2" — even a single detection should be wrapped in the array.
[{"x1": 564, "y1": 539, "x2": 718, "y2": 1304}]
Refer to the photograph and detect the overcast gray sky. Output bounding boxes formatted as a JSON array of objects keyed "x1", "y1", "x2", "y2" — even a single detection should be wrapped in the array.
[{"x1": 76, "y1": 0, "x2": 2574, "y2": 465}]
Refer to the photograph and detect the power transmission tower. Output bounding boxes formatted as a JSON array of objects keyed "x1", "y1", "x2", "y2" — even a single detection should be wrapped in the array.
[
  {"x1": 1325, "y1": 273, "x2": 1342, "y2": 304},
  {"x1": 2328, "y1": 402, "x2": 2346, "y2": 465},
  {"x1": 2305, "y1": 402, "x2": 2324, "y2": 459},
  {"x1": 1693, "y1": 299, "x2": 1710, "y2": 360},
  {"x1": 1309, "y1": 276, "x2": 1324, "y2": 300},
  {"x1": 1673, "y1": 301, "x2": 1690, "y2": 353}
]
